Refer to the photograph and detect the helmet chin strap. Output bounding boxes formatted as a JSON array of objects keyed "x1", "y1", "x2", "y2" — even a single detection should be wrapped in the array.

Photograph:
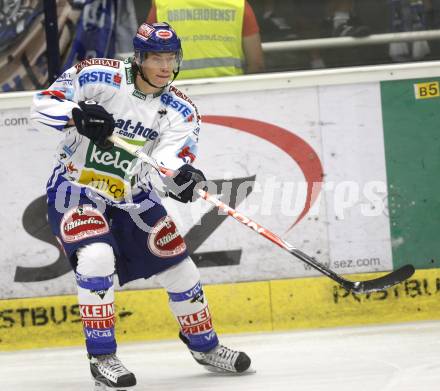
[{"x1": 136, "y1": 63, "x2": 179, "y2": 90}]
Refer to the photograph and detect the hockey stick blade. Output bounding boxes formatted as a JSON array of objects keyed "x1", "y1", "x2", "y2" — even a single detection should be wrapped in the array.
[
  {"x1": 287, "y1": 247, "x2": 415, "y2": 294},
  {"x1": 108, "y1": 135, "x2": 416, "y2": 294},
  {"x1": 345, "y1": 264, "x2": 415, "y2": 294}
]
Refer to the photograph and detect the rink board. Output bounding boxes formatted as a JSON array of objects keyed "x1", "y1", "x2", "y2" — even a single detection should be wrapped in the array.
[
  {"x1": 2, "y1": 73, "x2": 440, "y2": 300},
  {"x1": 1, "y1": 267, "x2": 440, "y2": 351}
]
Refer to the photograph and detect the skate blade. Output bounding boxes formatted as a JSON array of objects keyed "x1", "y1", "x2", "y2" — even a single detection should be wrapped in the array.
[
  {"x1": 94, "y1": 380, "x2": 135, "y2": 390},
  {"x1": 204, "y1": 366, "x2": 257, "y2": 376}
]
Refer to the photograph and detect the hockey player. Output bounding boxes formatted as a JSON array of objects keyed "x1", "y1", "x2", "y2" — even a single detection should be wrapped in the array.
[{"x1": 30, "y1": 22, "x2": 251, "y2": 390}]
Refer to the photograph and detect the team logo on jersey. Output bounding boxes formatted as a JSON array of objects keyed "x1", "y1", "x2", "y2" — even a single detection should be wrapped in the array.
[
  {"x1": 155, "y1": 29, "x2": 173, "y2": 39},
  {"x1": 75, "y1": 58, "x2": 120, "y2": 73},
  {"x1": 148, "y1": 216, "x2": 187, "y2": 258},
  {"x1": 60, "y1": 206, "x2": 109, "y2": 243},
  {"x1": 78, "y1": 71, "x2": 122, "y2": 89}
]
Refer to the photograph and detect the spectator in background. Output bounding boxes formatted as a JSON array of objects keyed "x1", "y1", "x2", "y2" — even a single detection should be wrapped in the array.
[
  {"x1": 64, "y1": 0, "x2": 138, "y2": 70},
  {"x1": 146, "y1": 0, "x2": 265, "y2": 79},
  {"x1": 323, "y1": 0, "x2": 370, "y2": 37},
  {"x1": 388, "y1": 0, "x2": 432, "y2": 62},
  {"x1": 291, "y1": 0, "x2": 370, "y2": 69},
  {"x1": 259, "y1": 0, "x2": 297, "y2": 41}
]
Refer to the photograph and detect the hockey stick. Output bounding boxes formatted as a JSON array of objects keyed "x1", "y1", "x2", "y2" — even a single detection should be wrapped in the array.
[{"x1": 109, "y1": 135, "x2": 415, "y2": 294}]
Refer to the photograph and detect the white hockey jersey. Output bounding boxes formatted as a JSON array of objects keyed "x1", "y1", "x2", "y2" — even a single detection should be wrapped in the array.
[{"x1": 30, "y1": 58, "x2": 201, "y2": 204}]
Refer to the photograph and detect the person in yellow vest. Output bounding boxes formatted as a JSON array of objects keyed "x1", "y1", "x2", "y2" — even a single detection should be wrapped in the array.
[{"x1": 147, "y1": 0, "x2": 265, "y2": 79}]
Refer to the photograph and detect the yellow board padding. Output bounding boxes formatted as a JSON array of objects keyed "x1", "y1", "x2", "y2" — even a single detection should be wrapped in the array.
[{"x1": 1, "y1": 268, "x2": 440, "y2": 351}]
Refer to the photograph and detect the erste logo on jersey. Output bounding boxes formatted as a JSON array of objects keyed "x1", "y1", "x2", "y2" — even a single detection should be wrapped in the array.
[
  {"x1": 75, "y1": 58, "x2": 120, "y2": 73},
  {"x1": 148, "y1": 216, "x2": 187, "y2": 258},
  {"x1": 60, "y1": 205, "x2": 109, "y2": 243},
  {"x1": 169, "y1": 86, "x2": 201, "y2": 123},
  {"x1": 79, "y1": 70, "x2": 122, "y2": 89},
  {"x1": 160, "y1": 93, "x2": 195, "y2": 122}
]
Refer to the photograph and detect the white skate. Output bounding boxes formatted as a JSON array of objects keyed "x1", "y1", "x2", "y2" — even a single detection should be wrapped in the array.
[
  {"x1": 190, "y1": 344, "x2": 254, "y2": 374},
  {"x1": 90, "y1": 354, "x2": 136, "y2": 390}
]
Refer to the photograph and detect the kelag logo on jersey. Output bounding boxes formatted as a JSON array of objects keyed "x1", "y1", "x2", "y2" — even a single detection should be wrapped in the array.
[
  {"x1": 115, "y1": 118, "x2": 159, "y2": 141},
  {"x1": 160, "y1": 93, "x2": 193, "y2": 121},
  {"x1": 80, "y1": 144, "x2": 135, "y2": 200},
  {"x1": 84, "y1": 143, "x2": 134, "y2": 177},
  {"x1": 78, "y1": 71, "x2": 122, "y2": 89}
]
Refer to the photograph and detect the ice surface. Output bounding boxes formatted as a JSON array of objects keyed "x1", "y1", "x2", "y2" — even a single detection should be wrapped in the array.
[{"x1": 1, "y1": 321, "x2": 440, "y2": 390}]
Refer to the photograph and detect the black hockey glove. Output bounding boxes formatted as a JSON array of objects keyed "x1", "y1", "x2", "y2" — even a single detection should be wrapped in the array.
[
  {"x1": 168, "y1": 164, "x2": 207, "y2": 203},
  {"x1": 72, "y1": 100, "x2": 115, "y2": 150}
]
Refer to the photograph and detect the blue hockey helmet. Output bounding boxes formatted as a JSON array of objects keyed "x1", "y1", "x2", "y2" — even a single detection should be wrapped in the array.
[{"x1": 133, "y1": 22, "x2": 183, "y2": 70}]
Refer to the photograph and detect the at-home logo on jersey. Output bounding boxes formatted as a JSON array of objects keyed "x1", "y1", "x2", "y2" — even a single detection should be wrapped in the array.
[
  {"x1": 115, "y1": 118, "x2": 159, "y2": 140},
  {"x1": 78, "y1": 71, "x2": 121, "y2": 89}
]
